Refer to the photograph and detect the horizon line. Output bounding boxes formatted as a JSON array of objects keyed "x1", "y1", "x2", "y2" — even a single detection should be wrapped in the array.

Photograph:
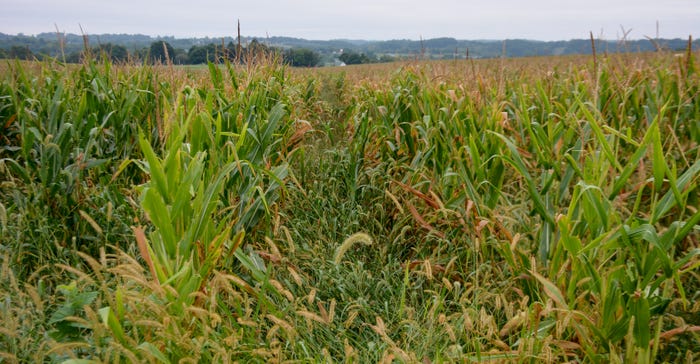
[{"x1": 1, "y1": 31, "x2": 696, "y2": 44}]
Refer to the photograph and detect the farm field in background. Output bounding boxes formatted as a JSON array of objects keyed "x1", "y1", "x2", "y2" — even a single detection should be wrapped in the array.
[{"x1": 0, "y1": 51, "x2": 698, "y2": 363}]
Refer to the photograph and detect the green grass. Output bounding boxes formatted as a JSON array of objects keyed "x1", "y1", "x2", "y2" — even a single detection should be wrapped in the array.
[{"x1": 1, "y1": 52, "x2": 699, "y2": 363}]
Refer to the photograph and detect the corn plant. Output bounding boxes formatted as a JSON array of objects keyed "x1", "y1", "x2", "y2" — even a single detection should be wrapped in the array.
[
  {"x1": 0, "y1": 59, "x2": 158, "y2": 278},
  {"x1": 130, "y1": 62, "x2": 292, "y2": 313}
]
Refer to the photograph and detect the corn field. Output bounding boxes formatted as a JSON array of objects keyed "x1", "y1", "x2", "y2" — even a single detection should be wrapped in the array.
[{"x1": 0, "y1": 52, "x2": 698, "y2": 363}]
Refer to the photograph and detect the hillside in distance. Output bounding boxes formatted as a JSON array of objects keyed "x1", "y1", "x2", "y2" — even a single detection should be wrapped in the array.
[{"x1": 1, "y1": 32, "x2": 697, "y2": 62}]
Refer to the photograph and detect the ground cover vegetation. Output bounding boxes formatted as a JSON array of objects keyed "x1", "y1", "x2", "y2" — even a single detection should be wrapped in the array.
[{"x1": 0, "y1": 47, "x2": 699, "y2": 362}]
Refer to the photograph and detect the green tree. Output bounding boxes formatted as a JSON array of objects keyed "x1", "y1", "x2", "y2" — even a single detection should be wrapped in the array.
[
  {"x1": 339, "y1": 51, "x2": 370, "y2": 65},
  {"x1": 8, "y1": 45, "x2": 33, "y2": 60},
  {"x1": 226, "y1": 41, "x2": 240, "y2": 62},
  {"x1": 378, "y1": 54, "x2": 396, "y2": 63},
  {"x1": 95, "y1": 43, "x2": 129, "y2": 62},
  {"x1": 188, "y1": 44, "x2": 220, "y2": 64},
  {"x1": 65, "y1": 51, "x2": 81, "y2": 63},
  {"x1": 284, "y1": 48, "x2": 320, "y2": 67},
  {"x1": 247, "y1": 39, "x2": 268, "y2": 54},
  {"x1": 173, "y1": 48, "x2": 188, "y2": 64},
  {"x1": 149, "y1": 41, "x2": 174, "y2": 64}
]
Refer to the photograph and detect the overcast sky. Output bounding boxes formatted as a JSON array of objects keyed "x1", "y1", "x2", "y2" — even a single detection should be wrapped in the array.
[{"x1": 2, "y1": 0, "x2": 698, "y2": 41}]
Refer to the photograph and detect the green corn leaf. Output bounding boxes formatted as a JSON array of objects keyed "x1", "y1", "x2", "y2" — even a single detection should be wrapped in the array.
[
  {"x1": 610, "y1": 131, "x2": 652, "y2": 200},
  {"x1": 187, "y1": 162, "x2": 237, "y2": 249},
  {"x1": 531, "y1": 270, "x2": 567, "y2": 309},
  {"x1": 170, "y1": 152, "x2": 205, "y2": 229},
  {"x1": 262, "y1": 103, "x2": 286, "y2": 145},
  {"x1": 621, "y1": 224, "x2": 671, "y2": 267},
  {"x1": 577, "y1": 99, "x2": 622, "y2": 172},
  {"x1": 98, "y1": 306, "x2": 126, "y2": 345},
  {"x1": 557, "y1": 215, "x2": 583, "y2": 255},
  {"x1": 651, "y1": 158, "x2": 700, "y2": 223},
  {"x1": 208, "y1": 61, "x2": 224, "y2": 91},
  {"x1": 138, "y1": 131, "x2": 169, "y2": 201},
  {"x1": 629, "y1": 295, "x2": 651, "y2": 348},
  {"x1": 110, "y1": 158, "x2": 135, "y2": 182},
  {"x1": 650, "y1": 117, "x2": 665, "y2": 191},
  {"x1": 490, "y1": 131, "x2": 555, "y2": 226},
  {"x1": 234, "y1": 248, "x2": 267, "y2": 283},
  {"x1": 137, "y1": 342, "x2": 169, "y2": 364},
  {"x1": 142, "y1": 188, "x2": 177, "y2": 257},
  {"x1": 162, "y1": 261, "x2": 194, "y2": 287},
  {"x1": 673, "y1": 210, "x2": 700, "y2": 248},
  {"x1": 580, "y1": 255, "x2": 602, "y2": 297},
  {"x1": 0, "y1": 158, "x2": 30, "y2": 183}
]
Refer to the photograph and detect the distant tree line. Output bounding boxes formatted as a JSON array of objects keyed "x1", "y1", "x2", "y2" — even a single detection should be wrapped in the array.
[
  {"x1": 339, "y1": 51, "x2": 371, "y2": 65},
  {"x1": 2, "y1": 32, "x2": 697, "y2": 65},
  {"x1": 0, "y1": 45, "x2": 34, "y2": 60},
  {"x1": 0, "y1": 38, "x2": 326, "y2": 67},
  {"x1": 337, "y1": 51, "x2": 395, "y2": 65},
  {"x1": 179, "y1": 39, "x2": 323, "y2": 66}
]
